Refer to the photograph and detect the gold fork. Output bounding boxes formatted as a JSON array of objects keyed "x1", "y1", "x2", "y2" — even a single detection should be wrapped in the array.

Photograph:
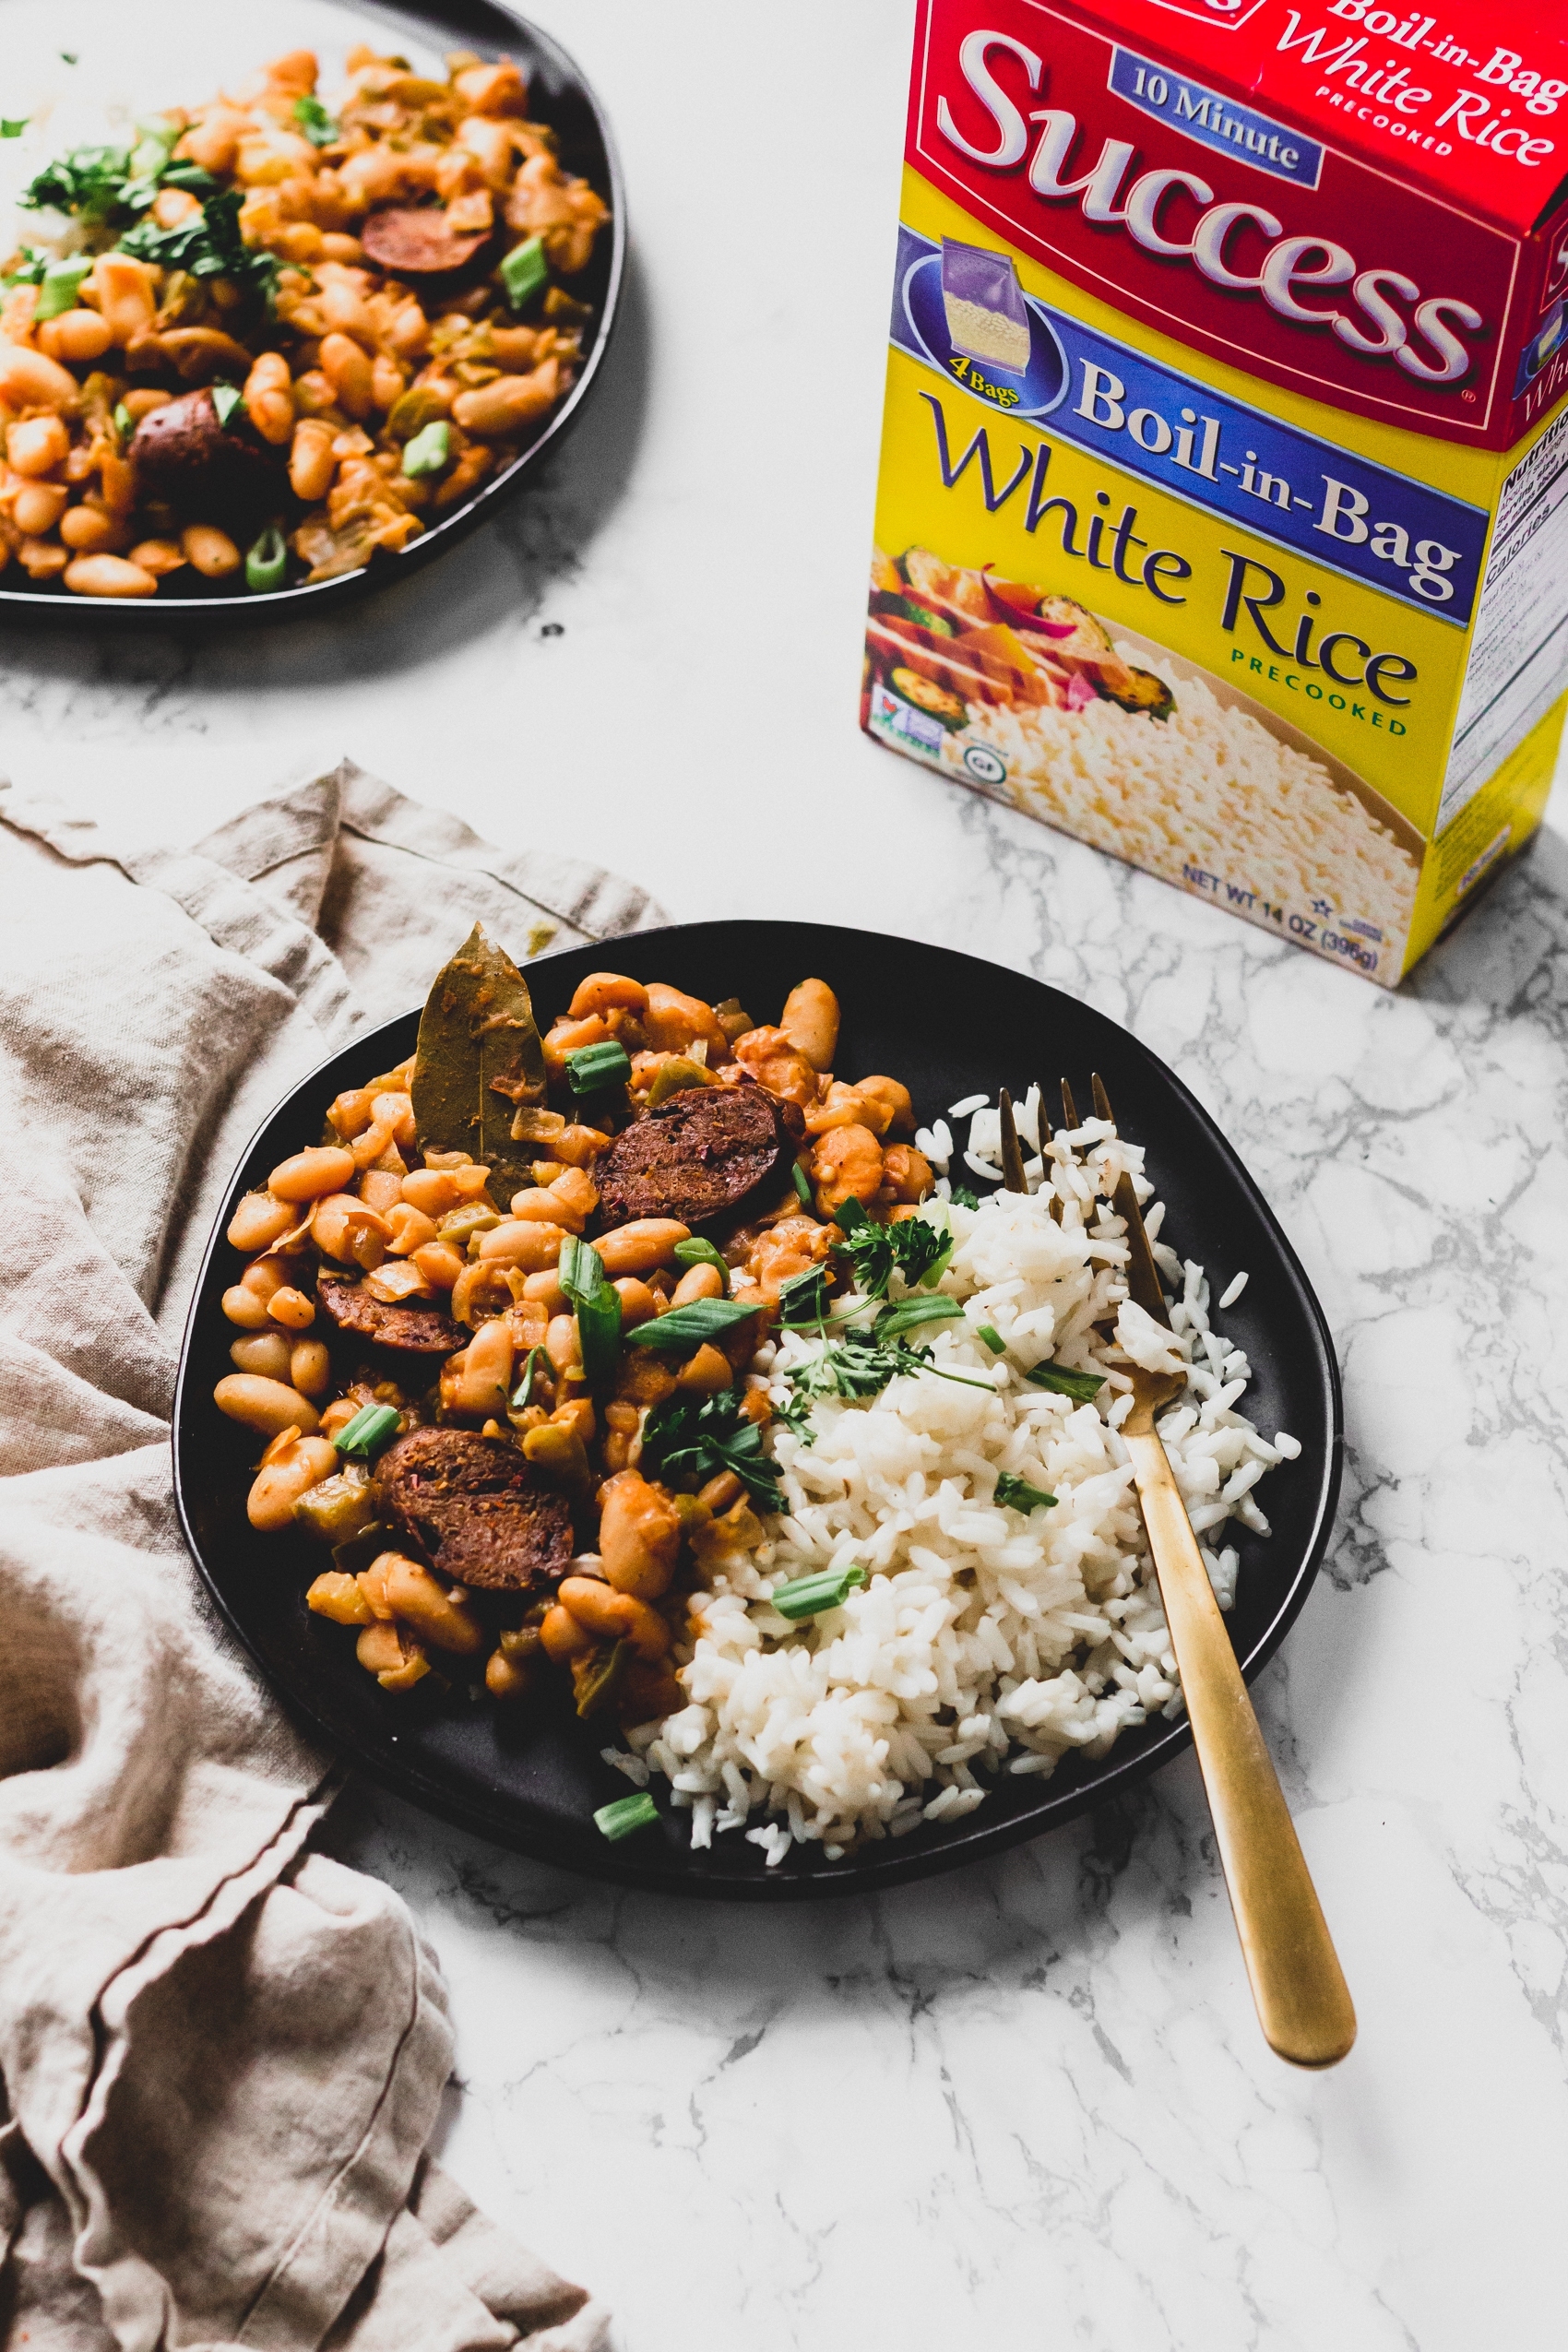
[{"x1": 1068, "y1": 1072, "x2": 1355, "y2": 2067}]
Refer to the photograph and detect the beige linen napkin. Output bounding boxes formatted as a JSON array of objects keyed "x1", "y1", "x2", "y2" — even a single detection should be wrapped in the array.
[{"x1": 0, "y1": 760, "x2": 664, "y2": 2351}]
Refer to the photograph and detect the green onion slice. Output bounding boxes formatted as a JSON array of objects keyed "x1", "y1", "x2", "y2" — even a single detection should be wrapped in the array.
[
  {"x1": 977, "y1": 1324, "x2": 1006, "y2": 1354},
  {"x1": 771, "y1": 1563, "x2": 867, "y2": 1621},
  {"x1": 624, "y1": 1298, "x2": 757, "y2": 1350},
  {"x1": 834, "y1": 1197, "x2": 871, "y2": 1234},
  {"x1": 401, "y1": 418, "x2": 450, "y2": 479},
  {"x1": 994, "y1": 1471, "x2": 1057, "y2": 1514},
  {"x1": 594, "y1": 1790, "x2": 659, "y2": 1840},
  {"x1": 873, "y1": 1295, "x2": 963, "y2": 1344},
  {"x1": 113, "y1": 399, "x2": 133, "y2": 443},
  {"x1": 34, "y1": 255, "x2": 92, "y2": 320},
  {"x1": 672, "y1": 1236, "x2": 731, "y2": 1293},
  {"x1": 209, "y1": 381, "x2": 244, "y2": 427},
  {"x1": 559, "y1": 1233, "x2": 608, "y2": 1309},
  {"x1": 559, "y1": 1235, "x2": 622, "y2": 1382},
  {"x1": 335, "y1": 1403, "x2": 402, "y2": 1459},
  {"x1": 790, "y1": 1160, "x2": 814, "y2": 1209},
  {"x1": 500, "y1": 234, "x2": 548, "y2": 310},
  {"x1": 510, "y1": 1345, "x2": 546, "y2": 1412},
  {"x1": 244, "y1": 525, "x2": 287, "y2": 593},
  {"x1": 1, "y1": 119, "x2": 29, "y2": 137},
  {"x1": 776, "y1": 1265, "x2": 829, "y2": 1329},
  {"x1": 1024, "y1": 1362, "x2": 1106, "y2": 1403},
  {"x1": 564, "y1": 1039, "x2": 632, "y2": 1095}
]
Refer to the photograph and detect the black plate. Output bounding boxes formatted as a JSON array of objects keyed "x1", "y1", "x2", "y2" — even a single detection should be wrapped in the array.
[
  {"x1": 174, "y1": 921, "x2": 1342, "y2": 1898},
  {"x1": 0, "y1": 0, "x2": 624, "y2": 627}
]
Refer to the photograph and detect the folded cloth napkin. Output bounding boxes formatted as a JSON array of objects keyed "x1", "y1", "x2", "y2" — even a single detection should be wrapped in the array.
[{"x1": 0, "y1": 761, "x2": 664, "y2": 2351}]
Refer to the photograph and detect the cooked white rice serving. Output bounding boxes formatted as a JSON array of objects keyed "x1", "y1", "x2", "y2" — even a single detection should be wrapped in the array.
[{"x1": 629, "y1": 1096, "x2": 1297, "y2": 1863}]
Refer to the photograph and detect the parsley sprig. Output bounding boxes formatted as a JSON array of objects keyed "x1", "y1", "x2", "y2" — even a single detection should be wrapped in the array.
[
  {"x1": 639, "y1": 1390, "x2": 783, "y2": 1510},
  {"x1": 118, "y1": 188, "x2": 278, "y2": 306},
  {"x1": 830, "y1": 1196, "x2": 951, "y2": 1298}
]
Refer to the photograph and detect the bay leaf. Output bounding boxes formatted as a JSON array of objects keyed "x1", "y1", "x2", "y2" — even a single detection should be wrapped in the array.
[{"x1": 410, "y1": 922, "x2": 547, "y2": 1196}]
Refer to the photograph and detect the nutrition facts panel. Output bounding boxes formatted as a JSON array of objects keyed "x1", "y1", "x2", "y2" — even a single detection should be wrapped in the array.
[{"x1": 1443, "y1": 411, "x2": 1568, "y2": 829}]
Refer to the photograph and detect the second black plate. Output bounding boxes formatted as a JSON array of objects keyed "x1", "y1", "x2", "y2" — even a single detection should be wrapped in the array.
[
  {"x1": 0, "y1": 0, "x2": 624, "y2": 626},
  {"x1": 173, "y1": 921, "x2": 1342, "y2": 1897}
]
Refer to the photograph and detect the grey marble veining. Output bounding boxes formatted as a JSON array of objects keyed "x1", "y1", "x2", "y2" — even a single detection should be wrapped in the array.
[
  {"x1": 306, "y1": 813, "x2": 1568, "y2": 2352},
  {"x1": 3, "y1": 0, "x2": 1566, "y2": 2342}
]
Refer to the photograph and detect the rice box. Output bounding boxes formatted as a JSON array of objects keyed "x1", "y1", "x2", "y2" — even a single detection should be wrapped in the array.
[{"x1": 864, "y1": 0, "x2": 1568, "y2": 983}]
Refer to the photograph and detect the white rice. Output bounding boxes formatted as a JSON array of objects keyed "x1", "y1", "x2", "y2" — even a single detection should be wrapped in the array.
[
  {"x1": 957, "y1": 650, "x2": 1419, "y2": 978},
  {"x1": 636, "y1": 1111, "x2": 1293, "y2": 1861}
]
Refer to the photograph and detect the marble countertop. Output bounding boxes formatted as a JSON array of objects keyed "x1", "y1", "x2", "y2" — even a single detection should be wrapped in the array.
[{"x1": 6, "y1": 3, "x2": 1568, "y2": 2345}]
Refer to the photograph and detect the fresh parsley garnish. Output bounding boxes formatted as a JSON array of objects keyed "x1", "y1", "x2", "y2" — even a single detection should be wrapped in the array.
[
  {"x1": 22, "y1": 143, "x2": 136, "y2": 223},
  {"x1": 639, "y1": 1390, "x2": 783, "y2": 1510},
  {"x1": 118, "y1": 188, "x2": 279, "y2": 306},
  {"x1": 950, "y1": 1184, "x2": 980, "y2": 1210},
  {"x1": 2, "y1": 246, "x2": 47, "y2": 286},
  {"x1": 830, "y1": 1196, "x2": 951, "y2": 1298},
  {"x1": 291, "y1": 94, "x2": 338, "y2": 147},
  {"x1": 789, "y1": 1330, "x2": 989, "y2": 1403},
  {"x1": 770, "y1": 1391, "x2": 815, "y2": 1443}
]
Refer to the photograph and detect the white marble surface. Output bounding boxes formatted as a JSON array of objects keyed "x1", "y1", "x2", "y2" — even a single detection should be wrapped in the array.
[{"x1": 6, "y1": 3, "x2": 1568, "y2": 2345}]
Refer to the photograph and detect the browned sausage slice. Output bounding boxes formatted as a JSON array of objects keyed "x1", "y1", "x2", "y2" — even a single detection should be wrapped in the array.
[
  {"x1": 376, "y1": 1427, "x2": 572, "y2": 1591},
  {"x1": 596, "y1": 1085, "x2": 792, "y2": 1229},
  {"x1": 130, "y1": 386, "x2": 283, "y2": 529},
  {"x1": 315, "y1": 1273, "x2": 466, "y2": 1358},
  {"x1": 361, "y1": 204, "x2": 493, "y2": 278}
]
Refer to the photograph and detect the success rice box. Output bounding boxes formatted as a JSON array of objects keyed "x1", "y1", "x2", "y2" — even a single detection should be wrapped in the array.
[{"x1": 864, "y1": 0, "x2": 1568, "y2": 983}]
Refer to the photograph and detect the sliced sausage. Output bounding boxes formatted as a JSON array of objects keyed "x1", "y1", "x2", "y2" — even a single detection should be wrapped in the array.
[
  {"x1": 129, "y1": 387, "x2": 284, "y2": 529},
  {"x1": 596, "y1": 1084, "x2": 792, "y2": 1229},
  {"x1": 361, "y1": 204, "x2": 494, "y2": 279},
  {"x1": 315, "y1": 1273, "x2": 466, "y2": 1359},
  {"x1": 376, "y1": 1426, "x2": 572, "y2": 1592}
]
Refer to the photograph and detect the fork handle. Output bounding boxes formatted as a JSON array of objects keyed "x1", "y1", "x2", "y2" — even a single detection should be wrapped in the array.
[{"x1": 1124, "y1": 1427, "x2": 1357, "y2": 2069}]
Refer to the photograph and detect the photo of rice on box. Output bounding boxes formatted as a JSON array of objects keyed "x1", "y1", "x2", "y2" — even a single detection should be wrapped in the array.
[
  {"x1": 864, "y1": 547, "x2": 1421, "y2": 978},
  {"x1": 940, "y1": 237, "x2": 1029, "y2": 374}
]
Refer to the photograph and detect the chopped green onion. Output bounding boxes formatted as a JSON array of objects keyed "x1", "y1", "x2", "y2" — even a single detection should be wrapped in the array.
[
  {"x1": 873, "y1": 1295, "x2": 963, "y2": 1344},
  {"x1": 401, "y1": 418, "x2": 451, "y2": 479},
  {"x1": 499, "y1": 234, "x2": 548, "y2": 310},
  {"x1": 1024, "y1": 1362, "x2": 1106, "y2": 1403},
  {"x1": 510, "y1": 1345, "x2": 546, "y2": 1412},
  {"x1": 994, "y1": 1471, "x2": 1057, "y2": 1514},
  {"x1": 244, "y1": 525, "x2": 287, "y2": 593},
  {"x1": 564, "y1": 1039, "x2": 631, "y2": 1095},
  {"x1": 834, "y1": 1196, "x2": 871, "y2": 1234},
  {"x1": 559, "y1": 1236, "x2": 622, "y2": 1382},
  {"x1": 672, "y1": 1236, "x2": 731, "y2": 1294},
  {"x1": 977, "y1": 1324, "x2": 1006, "y2": 1354},
  {"x1": 291, "y1": 93, "x2": 338, "y2": 147},
  {"x1": 576, "y1": 1638, "x2": 630, "y2": 1719},
  {"x1": 210, "y1": 381, "x2": 244, "y2": 428},
  {"x1": 594, "y1": 1790, "x2": 659, "y2": 1840},
  {"x1": 113, "y1": 400, "x2": 133, "y2": 443},
  {"x1": 34, "y1": 255, "x2": 92, "y2": 320},
  {"x1": 335, "y1": 1403, "x2": 402, "y2": 1459},
  {"x1": 776, "y1": 1264, "x2": 829, "y2": 1328},
  {"x1": 771, "y1": 1563, "x2": 867, "y2": 1621},
  {"x1": 576, "y1": 1287, "x2": 622, "y2": 1383},
  {"x1": 624, "y1": 1298, "x2": 757, "y2": 1350},
  {"x1": 790, "y1": 1160, "x2": 814, "y2": 1209},
  {"x1": 558, "y1": 1233, "x2": 606, "y2": 1308},
  {"x1": 1, "y1": 119, "x2": 29, "y2": 138}
]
